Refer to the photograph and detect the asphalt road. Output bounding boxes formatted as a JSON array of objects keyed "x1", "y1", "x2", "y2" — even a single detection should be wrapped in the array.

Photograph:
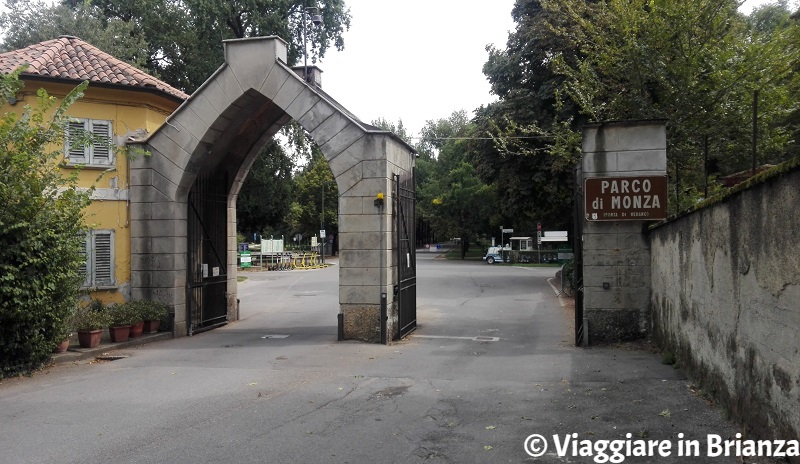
[{"x1": 0, "y1": 254, "x2": 758, "y2": 464}]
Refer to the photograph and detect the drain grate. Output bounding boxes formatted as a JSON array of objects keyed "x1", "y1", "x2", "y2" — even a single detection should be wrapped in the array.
[
  {"x1": 221, "y1": 344, "x2": 242, "y2": 348},
  {"x1": 261, "y1": 335, "x2": 290, "y2": 339},
  {"x1": 95, "y1": 354, "x2": 129, "y2": 361}
]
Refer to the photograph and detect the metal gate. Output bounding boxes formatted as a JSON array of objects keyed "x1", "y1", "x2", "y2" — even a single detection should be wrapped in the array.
[
  {"x1": 573, "y1": 167, "x2": 586, "y2": 346},
  {"x1": 187, "y1": 170, "x2": 229, "y2": 335},
  {"x1": 394, "y1": 169, "x2": 417, "y2": 339}
]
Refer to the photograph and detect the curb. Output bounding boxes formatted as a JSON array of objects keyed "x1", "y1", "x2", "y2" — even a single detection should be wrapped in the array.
[{"x1": 51, "y1": 332, "x2": 172, "y2": 364}]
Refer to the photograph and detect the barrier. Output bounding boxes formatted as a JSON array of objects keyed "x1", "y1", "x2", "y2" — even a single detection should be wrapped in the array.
[{"x1": 258, "y1": 252, "x2": 331, "y2": 271}]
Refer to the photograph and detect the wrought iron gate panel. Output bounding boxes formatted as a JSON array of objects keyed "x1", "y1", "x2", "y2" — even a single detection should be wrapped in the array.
[
  {"x1": 574, "y1": 167, "x2": 585, "y2": 346},
  {"x1": 187, "y1": 170, "x2": 229, "y2": 334},
  {"x1": 394, "y1": 169, "x2": 417, "y2": 339}
]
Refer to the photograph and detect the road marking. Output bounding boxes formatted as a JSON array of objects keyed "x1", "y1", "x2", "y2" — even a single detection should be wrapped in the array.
[{"x1": 414, "y1": 335, "x2": 500, "y2": 342}]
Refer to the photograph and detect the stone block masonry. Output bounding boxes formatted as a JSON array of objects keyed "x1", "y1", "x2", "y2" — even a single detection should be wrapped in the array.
[{"x1": 580, "y1": 120, "x2": 666, "y2": 343}]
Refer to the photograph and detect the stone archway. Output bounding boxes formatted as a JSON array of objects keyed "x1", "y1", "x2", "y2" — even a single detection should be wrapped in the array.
[{"x1": 129, "y1": 36, "x2": 415, "y2": 342}]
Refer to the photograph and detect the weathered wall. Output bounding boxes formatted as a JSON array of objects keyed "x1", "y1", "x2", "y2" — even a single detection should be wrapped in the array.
[
  {"x1": 650, "y1": 164, "x2": 800, "y2": 442},
  {"x1": 581, "y1": 121, "x2": 667, "y2": 343}
]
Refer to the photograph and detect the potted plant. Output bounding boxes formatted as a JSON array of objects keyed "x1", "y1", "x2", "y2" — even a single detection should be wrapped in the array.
[
  {"x1": 107, "y1": 303, "x2": 133, "y2": 343},
  {"x1": 127, "y1": 302, "x2": 145, "y2": 338},
  {"x1": 53, "y1": 306, "x2": 77, "y2": 353},
  {"x1": 73, "y1": 302, "x2": 111, "y2": 348},
  {"x1": 139, "y1": 300, "x2": 168, "y2": 334}
]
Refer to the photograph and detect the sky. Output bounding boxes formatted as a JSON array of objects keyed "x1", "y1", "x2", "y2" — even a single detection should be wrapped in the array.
[
  {"x1": 317, "y1": 0, "x2": 517, "y2": 138},
  {"x1": 316, "y1": 0, "x2": 791, "y2": 138}
]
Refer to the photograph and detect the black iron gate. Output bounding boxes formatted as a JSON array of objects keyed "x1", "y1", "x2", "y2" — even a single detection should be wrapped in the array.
[
  {"x1": 187, "y1": 170, "x2": 229, "y2": 335},
  {"x1": 573, "y1": 167, "x2": 586, "y2": 346},
  {"x1": 394, "y1": 169, "x2": 417, "y2": 339}
]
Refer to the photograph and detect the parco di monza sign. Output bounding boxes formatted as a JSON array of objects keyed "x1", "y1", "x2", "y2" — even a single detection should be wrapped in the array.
[{"x1": 585, "y1": 176, "x2": 668, "y2": 221}]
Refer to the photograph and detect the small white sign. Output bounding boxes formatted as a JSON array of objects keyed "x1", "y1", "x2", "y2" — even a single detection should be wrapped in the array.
[
  {"x1": 502, "y1": 228, "x2": 514, "y2": 233},
  {"x1": 212, "y1": 266, "x2": 219, "y2": 277},
  {"x1": 202, "y1": 264, "x2": 208, "y2": 278},
  {"x1": 320, "y1": 229, "x2": 326, "y2": 238}
]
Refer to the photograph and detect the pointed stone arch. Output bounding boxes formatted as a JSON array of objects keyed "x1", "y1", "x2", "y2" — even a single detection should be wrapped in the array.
[{"x1": 129, "y1": 37, "x2": 415, "y2": 341}]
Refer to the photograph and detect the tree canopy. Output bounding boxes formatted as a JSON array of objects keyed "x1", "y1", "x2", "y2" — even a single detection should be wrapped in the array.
[
  {"x1": 1, "y1": 0, "x2": 352, "y2": 94},
  {"x1": 476, "y1": 0, "x2": 800, "y2": 216}
]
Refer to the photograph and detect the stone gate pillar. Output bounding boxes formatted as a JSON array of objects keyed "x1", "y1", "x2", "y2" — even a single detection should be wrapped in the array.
[
  {"x1": 335, "y1": 134, "x2": 415, "y2": 342},
  {"x1": 580, "y1": 120, "x2": 667, "y2": 343}
]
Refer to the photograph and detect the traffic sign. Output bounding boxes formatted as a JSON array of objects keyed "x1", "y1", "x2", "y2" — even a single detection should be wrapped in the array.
[
  {"x1": 502, "y1": 228, "x2": 514, "y2": 233},
  {"x1": 320, "y1": 230, "x2": 326, "y2": 238}
]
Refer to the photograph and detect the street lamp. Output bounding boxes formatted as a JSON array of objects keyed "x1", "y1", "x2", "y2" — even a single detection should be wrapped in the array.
[{"x1": 301, "y1": 2, "x2": 323, "y2": 84}]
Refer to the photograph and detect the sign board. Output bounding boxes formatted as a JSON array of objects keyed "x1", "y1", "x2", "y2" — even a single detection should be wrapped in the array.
[
  {"x1": 585, "y1": 176, "x2": 667, "y2": 221},
  {"x1": 311, "y1": 236, "x2": 318, "y2": 247},
  {"x1": 320, "y1": 230, "x2": 326, "y2": 239},
  {"x1": 261, "y1": 239, "x2": 284, "y2": 254},
  {"x1": 502, "y1": 228, "x2": 514, "y2": 233}
]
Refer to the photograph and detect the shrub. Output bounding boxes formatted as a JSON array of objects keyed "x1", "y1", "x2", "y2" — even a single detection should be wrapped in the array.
[
  {"x1": 561, "y1": 259, "x2": 576, "y2": 295},
  {"x1": 72, "y1": 303, "x2": 111, "y2": 331},
  {"x1": 108, "y1": 303, "x2": 136, "y2": 327},
  {"x1": 136, "y1": 300, "x2": 169, "y2": 321},
  {"x1": 0, "y1": 71, "x2": 91, "y2": 378}
]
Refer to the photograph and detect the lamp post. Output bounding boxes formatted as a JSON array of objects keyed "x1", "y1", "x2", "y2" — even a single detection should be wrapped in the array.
[{"x1": 301, "y1": 2, "x2": 323, "y2": 84}]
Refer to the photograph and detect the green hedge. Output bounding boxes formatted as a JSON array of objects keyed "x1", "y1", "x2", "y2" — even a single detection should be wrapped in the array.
[{"x1": 0, "y1": 72, "x2": 91, "y2": 378}]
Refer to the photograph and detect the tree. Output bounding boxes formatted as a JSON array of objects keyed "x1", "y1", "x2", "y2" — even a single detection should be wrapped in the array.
[
  {"x1": 0, "y1": 70, "x2": 91, "y2": 377},
  {"x1": 478, "y1": 0, "x2": 800, "y2": 217},
  {"x1": 287, "y1": 149, "x2": 337, "y2": 245},
  {"x1": 416, "y1": 112, "x2": 499, "y2": 258},
  {"x1": 236, "y1": 140, "x2": 293, "y2": 239},
  {"x1": 57, "y1": 0, "x2": 353, "y2": 93},
  {"x1": 539, "y1": 0, "x2": 800, "y2": 211},
  {"x1": 0, "y1": 0, "x2": 150, "y2": 68},
  {"x1": 473, "y1": 0, "x2": 585, "y2": 230}
]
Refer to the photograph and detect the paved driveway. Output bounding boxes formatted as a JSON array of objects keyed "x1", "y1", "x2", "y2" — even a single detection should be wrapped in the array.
[{"x1": 0, "y1": 255, "x2": 759, "y2": 463}]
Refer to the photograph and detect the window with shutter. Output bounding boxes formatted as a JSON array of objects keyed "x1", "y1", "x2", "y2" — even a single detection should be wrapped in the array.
[
  {"x1": 89, "y1": 121, "x2": 112, "y2": 165},
  {"x1": 80, "y1": 230, "x2": 115, "y2": 288},
  {"x1": 66, "y1": 120, "x2": 87, "y2": 163},
  {"x1": 65, "y1": 118, "x2": 113, "y2": 166},
  {"x1": 93, "y1": 231, "x2": 114, "y2": 286}
]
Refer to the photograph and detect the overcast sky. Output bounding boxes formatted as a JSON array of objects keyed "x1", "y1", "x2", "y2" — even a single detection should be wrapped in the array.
[{"x1": 317, "y1": 0, "x2": 792, "y2": 138}]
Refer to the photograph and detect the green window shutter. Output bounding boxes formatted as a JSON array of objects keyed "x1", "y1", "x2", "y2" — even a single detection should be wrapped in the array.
[
  {"x1": 92, "y1": 231, "x2": 115, "y2": 286},
  {"x1": 89, "y1": 120, "x2": 112, "y2": 165},
  {"x1": 66, "y1": 120, "x2": 88, "y2": 163}
]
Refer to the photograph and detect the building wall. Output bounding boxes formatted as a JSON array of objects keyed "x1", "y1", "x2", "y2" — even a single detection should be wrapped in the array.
[
  {"x1": 7, "y1": 80, "x2": 179, "y2": 305},
  {"x1": 650, "y1": 163, "x2": 800, "y2": 441}
]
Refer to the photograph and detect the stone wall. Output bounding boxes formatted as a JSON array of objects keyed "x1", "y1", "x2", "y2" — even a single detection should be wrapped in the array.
[
  {"x1": 581, "y1": 121, "x2": 666, "y2": 343},
  {"x1": 650, "y1": 164, "x2": 800, "y2": 442}
]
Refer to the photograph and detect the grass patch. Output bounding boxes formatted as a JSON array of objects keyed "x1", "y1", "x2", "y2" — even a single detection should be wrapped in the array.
[{"x1": 237, "y1": 276, "x2": 248, "y2": 283}]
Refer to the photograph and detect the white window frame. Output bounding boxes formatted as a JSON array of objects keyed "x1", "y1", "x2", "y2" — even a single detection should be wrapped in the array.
[
  {"x1": 65, "y1": 118, "x2": 114, "y2": 166},
  {"x1": 78, "y1": 230, "x2": 116, "y2": 288}
]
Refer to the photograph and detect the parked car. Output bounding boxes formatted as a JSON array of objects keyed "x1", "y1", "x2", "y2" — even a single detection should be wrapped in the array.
[{"x1": 482, "y1": 246, "x2": 507, "y2": 264}]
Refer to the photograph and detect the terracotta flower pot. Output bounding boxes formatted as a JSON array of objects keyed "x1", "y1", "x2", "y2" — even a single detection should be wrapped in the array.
[
  {"x1": 78, "y1": 330, "x2": 102, "y2": 348},
  {"x1": 142, "y1": 320, "x2": 161, "y2": 334},
  {"x1": 129, "y1": 321, "x2": 144, "y2": 338},
  {"x1": 53, "y1": 338, "x2": 70, "y2": 353},
  {"x1": 109, "y1": 325, "x2": 131, "y2": 343}
]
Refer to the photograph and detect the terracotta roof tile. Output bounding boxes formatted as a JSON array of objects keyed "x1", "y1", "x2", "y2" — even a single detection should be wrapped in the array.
[{"x1": 0, "y1": 36, "x2": 188, "y2": 101}]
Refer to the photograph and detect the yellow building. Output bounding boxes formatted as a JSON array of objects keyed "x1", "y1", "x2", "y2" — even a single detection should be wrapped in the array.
[{"x1": 0, "y1": 36, "x2": 187, "y2": 305}]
